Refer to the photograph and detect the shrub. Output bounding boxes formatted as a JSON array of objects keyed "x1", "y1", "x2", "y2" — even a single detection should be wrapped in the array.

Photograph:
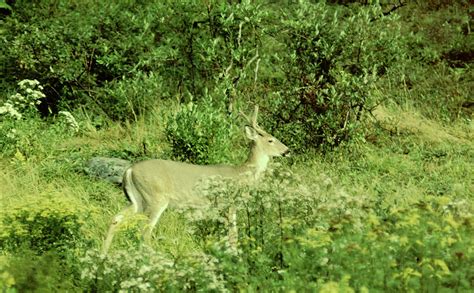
[
  {"x1": 79, "y1": 248, "x2": 227, "y2": 292},
  {"x1": 267, "y1": 1, "x2": 405, "y2": 150},
  {"x1": 1, "y1": 1, "x2": 265, "y2": 120},
  {"x1": 0, "y1": 79, "x2": 44, "y2": 120},
  {"x1": 183, "y1": 169, "x2": 333, "y2": 290},
  {"x1": 94, "y1": 72, "x2": 168, "y2": 121},
  {"x1": 0, "y1": 79, "x2": 45, "y2": 157},
  {"x1": 165, "y1": 97, "x2": 241, "y2": 164},
  {"x1": 0, "y1": 196, "x2": 89, "y2": 253},
  {"x1": 3, "y1": 1, "x2": 470, "y2": 150},
  {"x1": 182, "y1": 168, "x2": 473, "y2": 291},
  {"x1": 0, "y1": 251, "x2": 75, "y2": 292},
  {"x1": 2, "y1": 1, "x2": 170, "y2": 118}
]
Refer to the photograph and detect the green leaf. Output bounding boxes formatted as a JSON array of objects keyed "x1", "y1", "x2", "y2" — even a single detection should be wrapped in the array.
[{"x1": 0, "y1": 0, "x2": 12, "y2": 11}]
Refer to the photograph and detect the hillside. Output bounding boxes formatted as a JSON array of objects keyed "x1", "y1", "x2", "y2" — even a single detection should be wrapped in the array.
[{"x1": 1, "y1": 1, "x2": 472, "y2": 291}]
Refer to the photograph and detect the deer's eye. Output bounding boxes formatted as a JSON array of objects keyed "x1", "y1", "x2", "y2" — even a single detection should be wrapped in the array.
[{"x1": 268, "y1": 139, "x2": 274, "y2": 143}]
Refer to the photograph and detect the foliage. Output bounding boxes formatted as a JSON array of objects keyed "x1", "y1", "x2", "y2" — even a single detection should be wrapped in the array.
[
  {"x1": 0, "y1": 79, "x2": 44, "y2": 120},
  {"x1": 1, "y1": 0, "x2": 266, "y2": 121},
  {"x1": 0, "y1": 196, "x2": 90, "y2": 253},
  {"x1": 0, "y1": 111, "x2": 79, "y2": 159},
  {"x1": 0, "y1": 0, "x2": 11, "y2": 12},
  {"x1": 165, "y1": 98, "x2": 240, "y2": 164},
  {"x1": 0, "y1": 252, "x2": 75, "y2": 292},
  {"x1": 5, "y1": 1, "x2": 468, "y2": 148},
  {"x1": 183, "y1": 167, "x2": 473, "y2": 291},
  {"x1": 2, "y1": 1, "x2": 168, "y2": 118},
  {"x1": 0, "y1": 79, "x2": 52, "y2": 157},
  {"x1": 382, "y1": 1, "x2": 473, "y2": 121},
  {"x1": 79, "y1": 248, "x2": 227, "y2": 292},
  {"x1": 0, "y1": 0, "x2": 472, "y2": 292},
  {"x1": 268, "y1": 1, "x2": 404, "y2": 150}
]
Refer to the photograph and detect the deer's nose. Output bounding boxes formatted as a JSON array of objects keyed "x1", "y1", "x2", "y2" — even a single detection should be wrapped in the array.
[{"x1": 281, "y1": 149, "x2": 290, "y2": 157}]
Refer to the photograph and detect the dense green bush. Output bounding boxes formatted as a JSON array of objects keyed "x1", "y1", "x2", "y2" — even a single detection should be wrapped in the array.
[
  {"x1": 2, "y1": 1, "x2": 167, "y2": 118},
  {"x1": 79, "y1": 248, "x2": 226, "y2": 292},
  {"x1": 0, "y1": 197, "x2": 89, "y2": 253},
  {"x1": 4, "y1": 1, "x2": 470, "y2": 151},
  {"x1": 266, "y1": 2, "x2": 405, "y2": 150},
  {"x1": 0, "y1": 252, "x2": 75, "y2": 292},
  {"x1": 1, "y1": 0, "x2": 265, "y2": 120},
  {"x1": 165, "y1": 97, "x2": 241, "y2": 164},
  {"x1": 2, "y1": 0, "x2": 428, "y2": 150}
]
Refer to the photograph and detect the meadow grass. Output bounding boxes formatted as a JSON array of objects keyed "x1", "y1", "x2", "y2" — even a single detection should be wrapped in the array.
[{"x1": 0, "y1": 105, "x2": 472, "y2": 291}]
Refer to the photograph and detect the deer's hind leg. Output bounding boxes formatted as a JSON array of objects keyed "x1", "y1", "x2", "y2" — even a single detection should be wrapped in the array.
[
  {"x1": 142, "y1": 199, "x2": 169, "y2": 245},
  {"x1": 102, "y1": 204, "x2": 138, "y2": 255}
]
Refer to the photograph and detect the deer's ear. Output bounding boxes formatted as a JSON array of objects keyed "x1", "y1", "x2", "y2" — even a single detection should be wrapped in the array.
[{"x1": 245, "y1": 126, "x2": 258, "y2": 140}]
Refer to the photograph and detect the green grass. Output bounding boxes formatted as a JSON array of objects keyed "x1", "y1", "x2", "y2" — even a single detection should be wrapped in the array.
[
  {"x1": 0, "y1": 104, "x2": 472, "y2": 291},
  {"x1": 1, "y1": 0, "x2": 472, "y2": 290}
]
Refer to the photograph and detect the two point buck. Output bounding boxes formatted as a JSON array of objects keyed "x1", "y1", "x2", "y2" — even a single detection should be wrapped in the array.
[{"x1": 103, "y1": 106, "x2": 289, "y2": 254}]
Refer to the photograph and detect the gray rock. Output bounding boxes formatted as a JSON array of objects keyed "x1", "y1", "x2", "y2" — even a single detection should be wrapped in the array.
[{"x1": 85, "y1": 157, "x2": 132, "y2": 185}]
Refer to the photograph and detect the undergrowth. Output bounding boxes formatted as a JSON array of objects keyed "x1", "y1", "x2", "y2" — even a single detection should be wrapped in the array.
[
  {"x1": 1, "y1": 112, "x2": 472, "y2": 291},
  {"x1": 1, "y1": 0, "x2": 473, "y2": 291}
]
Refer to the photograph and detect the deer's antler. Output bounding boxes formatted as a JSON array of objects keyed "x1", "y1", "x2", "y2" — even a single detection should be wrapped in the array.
[{"x1": 240, "y1": 105, "x2": 260, "y2": 129}]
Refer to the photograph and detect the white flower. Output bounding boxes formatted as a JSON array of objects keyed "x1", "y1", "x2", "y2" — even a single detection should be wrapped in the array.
[
  {"x1": 0, "y1": 103, "x2": 22, "y2": 119},
  {"x1": 18, "y1": 79, "x2": 40, "y2": 89},
  {"x1": 31, "y1": 90, "x2": 46, "y2": 99},
  {"x1": 59, "y1": 111, "x2": 80, "y2": 132},
  {"x1": 10, "y1": 93, "x2": 24, "y2": 101},
  {"x1": 138, "y1": 265, "x2": 153, "y2": 275},
  {"x1": 6, "y1": 129, "x2": 17, "y2": 139},
  {"x1": 3, "y1": 80, "x2": 45, "y2": 118}
]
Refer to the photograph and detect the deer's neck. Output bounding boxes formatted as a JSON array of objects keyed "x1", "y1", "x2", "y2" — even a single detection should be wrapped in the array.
[{"x1": 242, "y1": 145, "x2": 270, "y2": 179}]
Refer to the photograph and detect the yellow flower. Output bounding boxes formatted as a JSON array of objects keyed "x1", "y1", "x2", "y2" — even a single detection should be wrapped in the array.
[
  {"x1": 434, "y1": 259, "x2": 450, "y2": 275},
  {"x1": 444, "y1": 214, "x2": 460, "y2": 229},
  {"x1": 399, "y1": 236, "x2": 409, "y2": 246},
  {"x1": 367, "y1": 214, "x2": 380, "y2": 226}
]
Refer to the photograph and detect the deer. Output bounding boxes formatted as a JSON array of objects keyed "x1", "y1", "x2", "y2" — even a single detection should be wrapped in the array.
[{"x1": 102, "y1": 105, "x2": 289, "y2": 254}]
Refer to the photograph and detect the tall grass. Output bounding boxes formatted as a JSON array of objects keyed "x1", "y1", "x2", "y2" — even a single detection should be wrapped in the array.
[{"x1": 1, "y1": 103, "x2": 472, "y2": 291}]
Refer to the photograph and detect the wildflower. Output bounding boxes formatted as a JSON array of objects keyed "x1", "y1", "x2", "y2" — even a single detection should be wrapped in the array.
[
  {"x1": 59, "y1": 111, "x2": 80, "y2": 132},
  {"x1": 0, "y1": 102, "x2": 22, "y2": 119},
  {"x1": 1, "y1": 79, "x2": 45, "y2": 120},
  {"x1": 18, "y1": 79, "x2": 40, "y2": 89},
  {"x1": 6, "y1": 129, "x2": 17, "y2": 139}
]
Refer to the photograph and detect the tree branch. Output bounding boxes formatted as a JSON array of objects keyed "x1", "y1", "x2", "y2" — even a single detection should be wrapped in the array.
[{"x1": 370, "y1": 1, "x2": 406, "y2": 22}]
